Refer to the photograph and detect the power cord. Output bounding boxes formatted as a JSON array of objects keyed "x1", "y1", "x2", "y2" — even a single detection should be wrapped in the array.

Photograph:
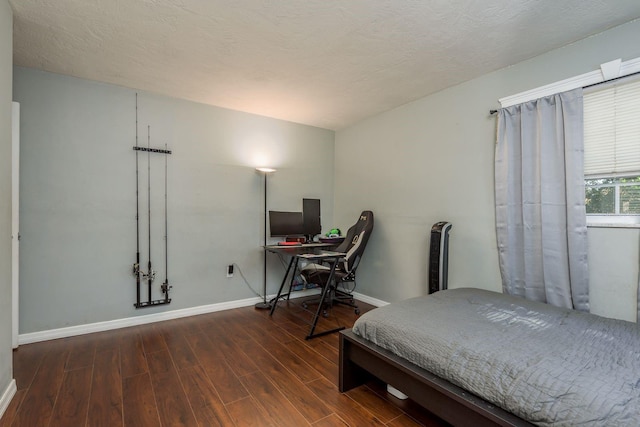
[
  {"x1": 233, "y1": 262, "x2": 263, "y2": 299},
  {"x1": 233, "y1": 255, "x2": 296, "y2": 299}
]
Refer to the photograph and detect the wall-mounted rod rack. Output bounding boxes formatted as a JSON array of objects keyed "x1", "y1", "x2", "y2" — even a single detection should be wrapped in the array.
[
  {"x1": 133, "y1": 146, "x2": 172, "y2": 154},
  {"x1": 132, "y1": 96, "x2": 173, "y2": 309},
  {"x1": 135, "y1": 298, "x2": 171, "y2": 308}
]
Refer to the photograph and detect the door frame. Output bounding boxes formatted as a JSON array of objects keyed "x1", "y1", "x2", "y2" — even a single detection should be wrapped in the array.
[{"x1": 12, "y1": 101, "x2": 19, "y2": 348}]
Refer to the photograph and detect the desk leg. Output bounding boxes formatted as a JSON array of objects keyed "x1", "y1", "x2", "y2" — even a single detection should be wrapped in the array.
[
  {"x1": 269, "y1": 257, "x2": 296, "y2": 316},
  {"x1": 306, "y1": 257, "x2": 345, "y2": 340},
  {"x1": 286, "y1": 257, "x2": 300, "y2": 301}
]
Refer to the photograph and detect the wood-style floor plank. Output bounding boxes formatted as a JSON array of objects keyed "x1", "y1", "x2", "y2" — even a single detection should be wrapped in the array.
[
  {"x1": 225, "y1": 396, "x2": 273, "y2": 427},
  {"x1": 12, "y1": 343, "x2": 46, "y2": 391},
  {"x1": 285, "y1": 339, "x2": 338, "y2": 385},
  {"x1": 165, "y1": 336, "x2": 199, "y2": 370},
  {"x1": 245, "y1": 330, "x2": 322, "y2": 384},
  {"x1": 313, "y1": 413, "x2": 350, "y2": 427},
  {"x1": 306, "y1": 377, "x2": 387, "y2": 426},
  {"x1": 65, "y1": 337, "x2": 96, "y2": 371},
  {"x1": 211, "y1": 332, "x2": 260, "y2": 378},
  {"x1": 93, "y1": 329, "x2": 128, "y2": 353},
  {"x1": 7, "y1": 299, "x2": 446, "y2": 427},
  {"x1": 122, "y1": 373, "x2": 161, "y2": 427},
  {"x1": 120, "y1": 332, "x2": 148, "y2": 379},
  {"x1": 178, "y1": 365, "x2": 235, "y2": 426},
  {"x1": 146, "y1": 350, "x2": 197, "y2": 426},
  {"x1": 238, "y1": 371, "x2": 310, "y2": 427},
  {"x1": 11, "y1": 346, "x2": 68, "y2": 427},
  {"x1": 49, "y1": 366, "x2": 92, "y2": 427},
  {"x1": 140, "y1": 325, "x2": 168, "y2": 355},
  {"x1": 87, "y1": 348, "x2": 123, "y2": 427},
  {"x1": 240, "y1": 310, "x2": 297, "y2": 344},
  {"x1": 387, "y1": 414, "x2": 427, "y2": 427},
  {"x1": 304, "y1": 333, "x2": 340, "y2": 364},
  {"x1": 234, "y1": 335, "x2": 332, "y2": 423},
  {"x1": 157, "y1": 324, "x2": 199, "y2": 370},
  {"x1": 0, "y1": 389, "x2": 26, "y2": 427},
  {"x1": 185, "y1": 332, "x2": 249, "y2": 404}
]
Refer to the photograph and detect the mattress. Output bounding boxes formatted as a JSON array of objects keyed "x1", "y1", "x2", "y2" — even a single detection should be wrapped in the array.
[{"x1": 352, "y1": 288, "x2": 640, "y2": 426}]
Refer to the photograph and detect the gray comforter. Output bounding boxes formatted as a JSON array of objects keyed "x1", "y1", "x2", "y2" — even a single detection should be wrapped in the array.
[{"x1": 352, "y1": 288, "x2": 640, "y2": 426}]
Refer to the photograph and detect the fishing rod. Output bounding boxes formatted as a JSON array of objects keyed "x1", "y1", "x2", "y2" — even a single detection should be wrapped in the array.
[
  {"x1": 133, "y1": 93, "x2": 141, "y2": 306},
  {"x1": 161, "y1": 142, "x2": 171, "y2": 303},
  {"x1": 147, "y1": 125, "x2": 154, "y2": 305}
]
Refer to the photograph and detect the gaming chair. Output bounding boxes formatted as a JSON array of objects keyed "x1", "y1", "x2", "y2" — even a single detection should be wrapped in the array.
[{"x1": 300, "y1": 210, "x2": 374, "y2": 315}]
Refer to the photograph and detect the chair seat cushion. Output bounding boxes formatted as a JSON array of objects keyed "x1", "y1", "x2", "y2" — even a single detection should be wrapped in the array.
[
  {"x1": 300, "y1": 263, "x2": 346, "y2": 282},
  {"x1": 300, "y1": 263, "x2": 331, "y2": 273}
]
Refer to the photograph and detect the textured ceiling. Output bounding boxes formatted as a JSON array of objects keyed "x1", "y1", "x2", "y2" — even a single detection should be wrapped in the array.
[{"x1": 9, "y1": 0, "x2": 640, "y2": 130}]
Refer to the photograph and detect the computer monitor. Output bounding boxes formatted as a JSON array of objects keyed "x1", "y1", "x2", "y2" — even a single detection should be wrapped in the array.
[
  {"x1": 269, "y1": 211, "x2": 304, "y2": 237},
  {"x1": 302, "y1": 198, "x2": 321, "y2": 238}
]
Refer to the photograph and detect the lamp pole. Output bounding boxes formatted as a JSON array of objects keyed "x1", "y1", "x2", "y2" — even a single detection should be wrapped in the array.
[{"x1": 255, "y1": 167, "x2": 276, "y2": 309}]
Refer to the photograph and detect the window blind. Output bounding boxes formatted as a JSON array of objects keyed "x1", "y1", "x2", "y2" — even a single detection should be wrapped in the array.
[{"x1": 584, "y1": 78, "x2": 640, "y2": 176}]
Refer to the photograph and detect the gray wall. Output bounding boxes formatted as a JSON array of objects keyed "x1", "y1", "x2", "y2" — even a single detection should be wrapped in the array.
[
  {"x1": 14, "y1": 68, "x2": 335, "y2": 333},
  {"x1": 0, "y1": 0, "x2": 13, "y2": 399},
  {"x1": 335, "y1": 19, "x2": 640, "y2": 322}
]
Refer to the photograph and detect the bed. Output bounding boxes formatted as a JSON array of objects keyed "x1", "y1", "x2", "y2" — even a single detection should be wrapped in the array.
[{"x1": 339, "y1": 288, "x2": 640, "y2": 426}]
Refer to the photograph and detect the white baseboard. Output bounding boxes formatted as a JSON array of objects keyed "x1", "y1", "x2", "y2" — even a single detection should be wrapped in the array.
[
  {"x1": 352, "y1": 292, "x2": 389, "y2": 307},
  {"x1": 0, "y1": 379, "x2": 16, "y2": 421},
  {"x1": 18, "y1": 289, "x2": 322, "y2": 345}
]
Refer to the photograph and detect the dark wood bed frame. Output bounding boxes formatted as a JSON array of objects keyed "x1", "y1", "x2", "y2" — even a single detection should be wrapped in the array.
[{"x1": 339, "y1": 329, "x2": 534, "y2": 427}]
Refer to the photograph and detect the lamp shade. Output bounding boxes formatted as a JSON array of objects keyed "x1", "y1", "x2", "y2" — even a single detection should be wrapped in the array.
[{"x1": 256, "y1": 167, "x2": 276, "y2": 173}]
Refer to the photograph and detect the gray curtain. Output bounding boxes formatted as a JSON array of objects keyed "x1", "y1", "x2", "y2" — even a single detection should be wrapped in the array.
[{"x1": 495, "y1": 89, "x2": 589, "y2": 311}]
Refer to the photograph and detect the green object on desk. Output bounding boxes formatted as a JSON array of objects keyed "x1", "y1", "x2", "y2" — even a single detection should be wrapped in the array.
[{"x1": 326, "y1": 228, "x2": 341, "y2": 237}]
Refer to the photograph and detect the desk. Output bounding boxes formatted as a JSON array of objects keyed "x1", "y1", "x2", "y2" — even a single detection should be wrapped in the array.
[
  {"x1": 264, "y1": 243, "x2": 333, "y2": 309},
  {"x1": 265, "y1": 243, "x2": 346, "y2": 339}
]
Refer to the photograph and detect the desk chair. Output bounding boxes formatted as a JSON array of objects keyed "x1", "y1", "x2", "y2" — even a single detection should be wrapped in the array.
[{"x1": 300, "y1": 211, "x2": 374, "y2": 316}]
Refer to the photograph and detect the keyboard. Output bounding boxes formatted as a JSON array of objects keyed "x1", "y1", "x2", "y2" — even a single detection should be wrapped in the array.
[{"x1": 277, "y1": 241, "x2": 302, "y2": 246}]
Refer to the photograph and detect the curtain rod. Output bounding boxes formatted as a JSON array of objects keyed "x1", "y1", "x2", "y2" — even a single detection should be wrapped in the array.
[
  {"x1": 489, "y1": 69, "x2": 640, "y2": 115},
  {"x1": 582, "y1": 69, "x2": 640, "y2": 89}
]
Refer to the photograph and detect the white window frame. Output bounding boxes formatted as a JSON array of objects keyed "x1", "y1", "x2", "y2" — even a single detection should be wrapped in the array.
[
  {"x1": 498, "y1": 57, "x2": 640, "y2": 229},
  {"x1": 585, "y1": 175, "x2": 640, "y2": 228}
]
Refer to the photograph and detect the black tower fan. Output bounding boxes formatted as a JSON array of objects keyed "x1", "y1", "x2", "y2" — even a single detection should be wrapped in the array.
[{"x1": 428, "y1": 221, "x2": 452, "y2": 294}]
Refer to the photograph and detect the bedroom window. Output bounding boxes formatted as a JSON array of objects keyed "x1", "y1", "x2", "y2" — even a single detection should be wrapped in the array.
[{"x1": 583, "y1": 76, "x2": 640, "y2": 227}]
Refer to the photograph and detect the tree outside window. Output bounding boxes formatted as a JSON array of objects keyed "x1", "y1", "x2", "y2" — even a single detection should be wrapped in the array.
[{"x1": 585, "y1": 176, "x2": 640, "y2": 215}]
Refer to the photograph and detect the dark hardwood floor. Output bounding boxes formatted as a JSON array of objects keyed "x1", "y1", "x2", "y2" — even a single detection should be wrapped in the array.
[{"x1": 1, "y1": 298, "x2": 447, "y2": 426}]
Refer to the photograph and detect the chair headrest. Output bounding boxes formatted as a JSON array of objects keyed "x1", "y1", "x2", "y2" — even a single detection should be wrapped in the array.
[{"x1": 337, "y1": 211, "x2": 374, "y2": 271}]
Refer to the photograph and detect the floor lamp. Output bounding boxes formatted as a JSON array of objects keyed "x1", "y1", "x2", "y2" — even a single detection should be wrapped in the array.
[{"x1": 255, "y1": 167, "x2": 276, "y2": 309}]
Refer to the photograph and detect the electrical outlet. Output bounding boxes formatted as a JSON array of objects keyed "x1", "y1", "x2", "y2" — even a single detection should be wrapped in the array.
[{"x1": 227, "y1": 264, "x2": 234, "y2": 278}]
